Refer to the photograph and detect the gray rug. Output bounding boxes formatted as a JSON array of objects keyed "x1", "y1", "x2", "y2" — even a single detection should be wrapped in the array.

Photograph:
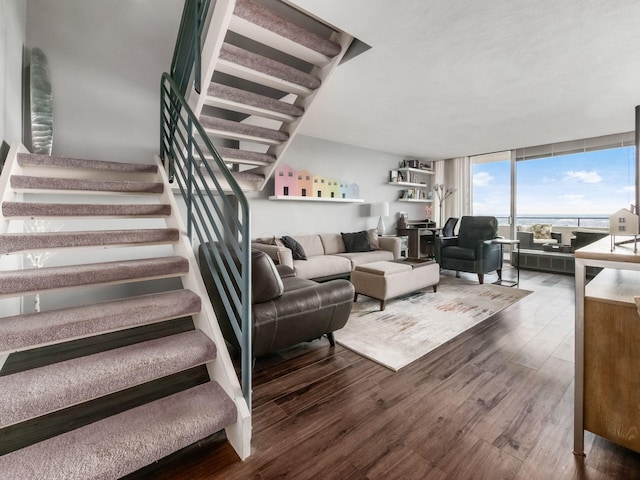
[{"x1": 336, "y1": 275, "x2": 531, "y2": 371}]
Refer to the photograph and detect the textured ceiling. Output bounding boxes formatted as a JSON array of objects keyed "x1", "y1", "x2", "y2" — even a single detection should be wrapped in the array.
[{"x1": 288, "y1": 0, "x2": 640, "y2": 160}]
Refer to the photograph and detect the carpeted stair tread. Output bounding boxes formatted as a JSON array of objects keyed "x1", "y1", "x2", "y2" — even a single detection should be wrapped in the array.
[
  {"x1": 0, "y1": 330, "x2": 216, "y2": 428},
  {"x1": 233, "y1": 0, "x2": 341, "y2": 58},
  {"x1": 10, "y1": 175, "x2": 164, "y2": 194},
  {"x1": 17, "y1": 153, "x2": 158, "y2": 174},
  {"x1": 0, "y1": 290, "x2": 202, "y2": 353},
  {"x1": 220, "y1": 42, "x2": 320, "y2": 90},
  {"x1": 2, "y1": 202, "x2": 171, "y2": 218},
  {"x1": 0, "y1": 381, "x2": 236, "y2": 479},
  {"x1": 213, "y1": 147, "x2": 276, "y2": 166},
  {"x1": 0, "y1": 256, "x2": 189, "y2": 296},
  {"x1": 200, "y1": 115, "x2": 288, "y2": 143},
  {"x1": 0, "y1": 228, "x2": 180, "y2": 254},
  {"x1": 207, "y1": 82, "x2": 304, "y2": 118}
]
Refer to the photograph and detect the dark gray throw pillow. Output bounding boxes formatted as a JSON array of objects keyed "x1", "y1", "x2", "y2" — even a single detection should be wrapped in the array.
[
  {"x1": 281, "y1": 235, "x2": 307, "y2": 260},
  {"x1": 341, "y1": 231, "x2": 372, "y2": 253}
]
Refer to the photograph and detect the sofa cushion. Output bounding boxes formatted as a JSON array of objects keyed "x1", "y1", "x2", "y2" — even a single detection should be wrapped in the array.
[
  {"x1": 255, "y1": 236, "x2": 285, "y2": 247},
  {"x1": 281, "y1": 235, "x2": 307, "y2": 260},
  {"x1": 319, "y1": 233, "x2": 346, "y2": 255},
  {"x1": 251, "y1": 250, "x2": 285, "y2": 303},
  {"x1": 292, "y1": 255, "x2": 352, "y2": 280},
  {"x1": 341, "y1": 230, "x2": 372, "y2": 252},
  {"x1": 531, "y1": 223, "x2": 552, "y2": 240},
  {"x1": 354, "y1": 261, "x2": 411, "y2": 276},
  {"x1": 368, "y1": 229, "x2": 381, "y2": 250},
  {"x1": 336, "y1": 249, "x2": 394, "y2": 268},
  {"x1": 291, "y1": 234, "x2": 325, "y2": 257}
]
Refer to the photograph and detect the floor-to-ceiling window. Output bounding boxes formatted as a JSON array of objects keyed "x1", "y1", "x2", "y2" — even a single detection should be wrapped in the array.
[
  {"x1": 516, "y1": 145, "x2": 635, "y2": 228},
  {"x1": 471, "y1": 133, "x2": 636, "y2": 241}
]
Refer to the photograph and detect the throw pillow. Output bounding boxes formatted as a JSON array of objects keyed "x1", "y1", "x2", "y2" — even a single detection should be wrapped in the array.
[
  {"x1": 255, "y1": 236, "x2": 285, "y2": 247},
  {"x1": 281, "y1": 235, "x2": 307, "y2": 260},
  {"x1": 341, "y1": 231, "x2": 372, "y2": 253},
  {"x1": 531, "y1": 223, "x2": 552, "y2": 240},
  {"x1": 368, "y1": 228, "x2": 381, "y2": 250}
]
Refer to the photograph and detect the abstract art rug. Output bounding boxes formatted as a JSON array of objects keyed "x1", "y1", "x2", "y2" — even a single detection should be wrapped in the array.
[{"x1": 335, "y1": 275, "x2": 532, "y2": 371}]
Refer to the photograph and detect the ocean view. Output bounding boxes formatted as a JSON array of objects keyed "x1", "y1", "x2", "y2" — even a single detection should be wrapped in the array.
[{"x1": 494, "y1": 214, "x2": 610, "y2": 228}]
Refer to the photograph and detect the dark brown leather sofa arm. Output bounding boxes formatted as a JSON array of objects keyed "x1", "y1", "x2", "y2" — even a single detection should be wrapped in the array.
[{"x1": 199, "y1": 243, "x2": 354, "y2": 358}]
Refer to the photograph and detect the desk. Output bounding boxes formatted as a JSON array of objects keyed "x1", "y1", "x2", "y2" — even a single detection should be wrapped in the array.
[
  {"x1": 397, "y1": 226, "x2": 441, "y2": 258},
  {"x1": 574, "y1": 236, "x2": 640, "y2": 456}
]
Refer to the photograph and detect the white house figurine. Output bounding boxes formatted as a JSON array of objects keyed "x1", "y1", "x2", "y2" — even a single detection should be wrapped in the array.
[{"x1": 609, "y1": 208, "x2": 640, "y2": 251}]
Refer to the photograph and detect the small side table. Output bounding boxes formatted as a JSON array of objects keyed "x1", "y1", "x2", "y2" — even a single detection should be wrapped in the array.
[{"x1": 491, "y1": 238, "x2": 520, "y2": 287}]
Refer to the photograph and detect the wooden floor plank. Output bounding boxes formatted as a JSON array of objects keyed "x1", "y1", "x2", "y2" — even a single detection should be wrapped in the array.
[{"x1": 145, "y1": 269, "x2": 640, "y2": 479}]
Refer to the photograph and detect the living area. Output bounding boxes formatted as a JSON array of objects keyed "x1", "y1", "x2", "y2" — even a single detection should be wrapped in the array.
[{"x1": 5, "y1": 0, "x2": 640, "y2": 478}]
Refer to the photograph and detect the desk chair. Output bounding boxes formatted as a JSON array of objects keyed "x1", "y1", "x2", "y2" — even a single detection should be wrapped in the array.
[{"x1": 442, "y1": 217, "x2": 459, "y2": 237}]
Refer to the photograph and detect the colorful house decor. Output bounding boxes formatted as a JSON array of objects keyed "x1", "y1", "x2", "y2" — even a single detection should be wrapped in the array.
[{"x1": 273, "y1": 165, "x2": 360, "y2": 200}]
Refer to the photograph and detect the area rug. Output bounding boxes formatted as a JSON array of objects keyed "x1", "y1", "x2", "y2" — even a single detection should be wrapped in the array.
[{"x1": 335, "y1": 275, "x2": 532, "y2": 371}]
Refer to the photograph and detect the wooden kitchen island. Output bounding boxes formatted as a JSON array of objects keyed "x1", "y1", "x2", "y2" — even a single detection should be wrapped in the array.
[{"x1": 574, "y1": 236, "x2": 640, "y2": 455}]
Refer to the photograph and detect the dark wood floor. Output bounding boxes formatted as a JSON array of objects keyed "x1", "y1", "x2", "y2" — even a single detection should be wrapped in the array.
[{"x1": 148, "y1": 269, "x2": 640, "y2": 480}]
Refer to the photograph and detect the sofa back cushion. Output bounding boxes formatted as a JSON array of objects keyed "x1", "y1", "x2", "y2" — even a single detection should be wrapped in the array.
[
  {"x1": 252, "y1": 250, "x2": 285, "y2": 303},
  {"x1": 319, "y1": 233, "x2": 346, "y2": 254},
  {"x1": 291, "y1": 234, "x2": 325, "y2": 257}
]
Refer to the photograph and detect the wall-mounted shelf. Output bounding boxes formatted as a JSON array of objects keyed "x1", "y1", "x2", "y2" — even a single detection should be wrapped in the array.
[
  {"x1": 389, "y1": 181, "x2": 429, "y2": 188},
  {"x1": 398, "y1": 167, "x2": 434, "y2": 176},
  {"x1": 268, "y1": 195, "x2": 364, "y2": 203},
  {"x1": 390, "y1": 165, "x2": 434, "y2": 202}
]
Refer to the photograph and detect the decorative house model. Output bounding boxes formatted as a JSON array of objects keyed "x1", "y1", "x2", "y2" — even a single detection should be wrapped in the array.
[
  {"x1": 274, "y1": 165, "x2": 296, "y2": 196},
  {"x1": 609, "y1": 208, "x2": 640, "y2": 251},
  {"x1": 273, "y1": 165, "x2": 359, "y2": 199}
]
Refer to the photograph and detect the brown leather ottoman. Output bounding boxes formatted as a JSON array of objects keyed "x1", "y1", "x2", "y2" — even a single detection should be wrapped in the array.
[{"x1": 351, "y1": 259, "x2": 439, "y2": 311}]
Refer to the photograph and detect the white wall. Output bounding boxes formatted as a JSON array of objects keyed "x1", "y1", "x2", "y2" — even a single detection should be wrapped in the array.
[
  {"x1": 248, "y1": 135, "x2": 431, "y2": 237},
  {"x1": 0, "y1": 0, "x2": 27, "y2": 147},
  {"x1": 25, "y1": 0, "x2": 183, "y2": 163}
]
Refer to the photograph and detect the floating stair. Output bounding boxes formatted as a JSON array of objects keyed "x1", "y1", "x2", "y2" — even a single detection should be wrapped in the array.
[
  {"x1": 0, "y1": 149, "x2": 247, "y2": 476},
  {"x1": 2, "y1": 201, "x2": 172, "y2": 218},
  {"x1": 0, "y1": 382, "x2": 236, "y2": 480},
  {"x1": 0, "y1": 289, "x2": 201, "y2": 353},
  {"x1": 0, "y1": 228, "x2": 179, "y2": 253},
  {"x1": 187, "y1": 0, "x2": 352, "y2": 193},
  {"x1": 10, "y1": 175, "x2": 164, "y2": 194}
]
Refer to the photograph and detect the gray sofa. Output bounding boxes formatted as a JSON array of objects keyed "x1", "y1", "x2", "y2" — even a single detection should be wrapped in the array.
[{"x1": 252, "y1": 232, "x2": 401, "y2": 281}]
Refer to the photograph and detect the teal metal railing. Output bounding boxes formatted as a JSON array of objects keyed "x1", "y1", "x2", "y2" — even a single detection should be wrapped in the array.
[
  {"x1": 160, "y1": 73, "x2": 252, "y2": 408},
  {"x1": 170, "y1": 0, "x2": 210, "y2": 95}
]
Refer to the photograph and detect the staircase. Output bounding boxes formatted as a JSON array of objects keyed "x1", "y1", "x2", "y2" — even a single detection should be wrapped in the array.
[
  {"x1": 0, "y1": 144, "x2": 251, "y2": 478},
  {"x1": 190, "y1": 0, "x2": 353, "y2": 192}
]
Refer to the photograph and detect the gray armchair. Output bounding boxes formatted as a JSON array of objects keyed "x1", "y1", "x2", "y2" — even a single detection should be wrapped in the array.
[{"x1": 435, "y1": 216, "x2": 503, "y2": 284}]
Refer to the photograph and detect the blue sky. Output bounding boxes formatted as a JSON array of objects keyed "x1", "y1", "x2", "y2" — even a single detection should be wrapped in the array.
[{"x1": 473, "y1": 147, "x2": 636, "y2": 216}]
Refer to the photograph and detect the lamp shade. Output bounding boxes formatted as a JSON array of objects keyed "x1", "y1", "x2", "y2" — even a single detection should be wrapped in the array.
[{"x1": 370, "y1": 202, "x2": 389, "y2": 217}]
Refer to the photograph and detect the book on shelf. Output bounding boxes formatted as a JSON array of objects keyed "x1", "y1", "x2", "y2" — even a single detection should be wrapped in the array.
[{"x1": 390, "y1": 170, "x2": 398, "y2": 182}]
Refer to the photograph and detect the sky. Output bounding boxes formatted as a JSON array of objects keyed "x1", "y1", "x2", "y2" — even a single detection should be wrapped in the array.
[{"x1": 472, "y1": 146, "x2": 636, "y2": 217}]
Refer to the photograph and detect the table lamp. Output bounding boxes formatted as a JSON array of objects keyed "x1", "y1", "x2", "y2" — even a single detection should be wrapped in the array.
[{"x1": 371, "y1": 202, "x2": 390, "y2": 235}]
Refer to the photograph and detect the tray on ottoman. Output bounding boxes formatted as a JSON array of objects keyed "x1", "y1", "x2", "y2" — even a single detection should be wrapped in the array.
[{"x1": 351, "y1": 259, "x2": 439, "y2": 311}]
